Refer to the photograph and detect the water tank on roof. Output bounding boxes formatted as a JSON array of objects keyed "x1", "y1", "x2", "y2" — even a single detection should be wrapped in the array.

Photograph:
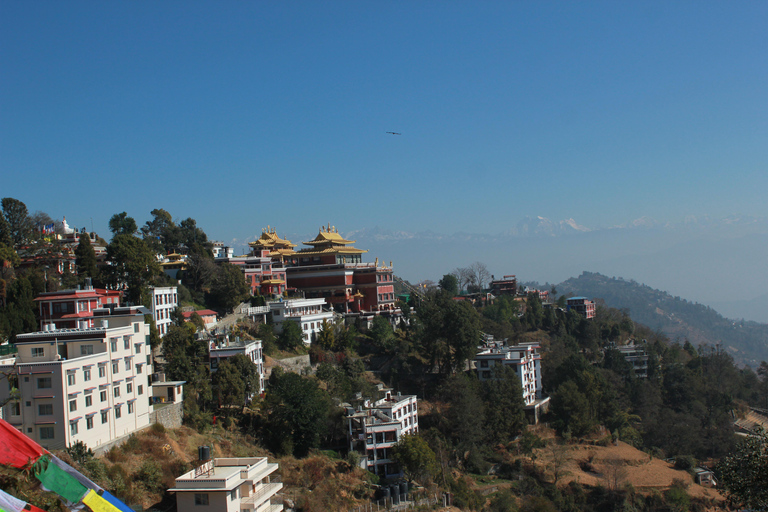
[
  {"x1": 379, "y1": 486, "x2": 390, "y2": 500},
  {"x1": 198, "y1": 446, "x2": 211, "y2": 461}
]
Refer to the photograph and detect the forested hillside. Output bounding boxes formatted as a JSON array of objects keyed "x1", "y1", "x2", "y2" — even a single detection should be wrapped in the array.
[{"x1": 558, "y1": 272, "x2": 768, "y2": 367}]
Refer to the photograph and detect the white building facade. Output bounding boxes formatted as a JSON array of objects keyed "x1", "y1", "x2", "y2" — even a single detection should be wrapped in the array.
[
  {"x1": 269, "y1": 298, "x2": 334, "y2": 344},
  {"x1": 0, "y1": 306, "x2": 153, "y2": 451},
  {"x1": 346, "y1": 391, "x2": 419, "y2": 479},
  {"x1": 150, "y1": 286, "x2": 178, "y2": 337},
  {"x1": 169, "y1": 457, "x2": 282, "y2": 512}
]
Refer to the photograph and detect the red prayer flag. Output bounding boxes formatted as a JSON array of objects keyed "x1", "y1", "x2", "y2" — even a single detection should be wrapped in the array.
[{"x1": 0, "y1": 419, "x2": 47, "y2": 468}]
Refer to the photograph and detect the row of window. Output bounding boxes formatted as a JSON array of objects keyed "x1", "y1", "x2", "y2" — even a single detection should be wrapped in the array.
[
  {"x1": 155, "y1": 293, "x2": 178, "y2": 306},
  {"x1": 36, "y1": 383, "x2": 144, "y2": 416}
]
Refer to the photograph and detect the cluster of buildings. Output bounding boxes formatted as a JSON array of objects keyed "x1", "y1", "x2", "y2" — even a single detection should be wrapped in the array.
[{"x1": 0, "y1": 284, "x2": 183, "y2": 452}]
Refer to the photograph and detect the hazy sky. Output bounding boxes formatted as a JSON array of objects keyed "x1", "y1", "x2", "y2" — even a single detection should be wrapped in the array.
[{"x1": 2, "y1": 2, "x2": 766, "y2": 245}]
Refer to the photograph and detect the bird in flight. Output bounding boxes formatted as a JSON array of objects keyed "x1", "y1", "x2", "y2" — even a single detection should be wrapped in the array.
[{"x1": 386, "y1": 131, "x2": 402, "y2": 135}]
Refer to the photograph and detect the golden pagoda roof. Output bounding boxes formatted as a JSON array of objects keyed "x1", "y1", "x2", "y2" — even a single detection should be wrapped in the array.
[
  {"x1": 260, "y1": 279, "x2": 285, "y2": 285},
  {"x1": 294, "y1": 247, "x2": 368, "y2": 256},
  {"x1": 303, "y1": 224, "x2": 356, "y2": 246},
  {"x1": 248, "y1": 226, "x2": 297, "y2": 249}
]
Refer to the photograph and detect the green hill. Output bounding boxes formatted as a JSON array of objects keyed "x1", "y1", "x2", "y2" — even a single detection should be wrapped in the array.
[{"x1": 558, "y1": 271, "x2": 768, "y2": 368}]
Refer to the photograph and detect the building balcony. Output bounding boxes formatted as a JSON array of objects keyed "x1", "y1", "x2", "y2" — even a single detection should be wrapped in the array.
[{"x1": 241, "y1": 482, "x2": 283, "y2": 509}]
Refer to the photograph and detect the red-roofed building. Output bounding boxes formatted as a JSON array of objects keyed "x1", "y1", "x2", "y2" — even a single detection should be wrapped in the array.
[
  {"x1": 182, "y1": 309, "x2": 218, "y2": 330},
  {"x1": 35, "y1": 283, "x2": 122, "y2": 331}
]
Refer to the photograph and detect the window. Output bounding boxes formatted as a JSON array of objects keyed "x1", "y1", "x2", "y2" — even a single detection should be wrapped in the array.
[
  {"x1": 113, "y1": 386, "x2": 120, "y2": 398},
  {"x1": 127, "y1": 382, "x2": 133, "y2": 394},
  {"x1": 230, "y1": 489, "x2": 237, "y2": 501},
  {"x1": 125, "y1": 359, "x2": 132, "y2": 371},
  {"x1": 134, "y1": 323, "x2": 140, "y2": 333},
  {"x1": 80, "y1": 344, "x2": 94, "y2": 355},
  {"x1": 114, "y1": 406, "x2": 121, "y2": 419},
  {"x1": 86, "y1": 417, "x2": 93, "y2": 430},
  {"x1": 110, "y1": 338, "x2": 118, "y2": 352},
  {"x1": 98, "y1": 366, "x2": 106, "y2": 378},
  {"x1": 37, "y1": 377, "x2": 52, "y2": 389},
  {"x1": 138, "y1": 385, "x2": 143, "y2": 395},
  {"x1": 70, "y1": 422, "x2": 78, "y2": 436},
  {"x1": 40, "y1": 427, "x2": 54, "y2": 440},
  {"x1": 38, "y1": 404, "x2": 53, "y2": 415},
  {"x1": 135, "y1": 344, "x2": 141, "y2": 354},
  {"x1": 112, "y1": 362, "x2": 118, "y2": 374},
  {"x1": 67, "y1": 373, "x2": 76, "y2": 386},
  {"x1": 137, "y1": 364, "x2": 142, "y2": 374},
  {"x1": 101, "y1": 411, "x2": 108, "y2": 424},
  {"x1": 69, "y1": 400, "x2": 77, "y2": 412},
  {"x1": 128, "y1": 402, "x2": 134, "y2": 414},
  {"x1": 84, "y1": 368, "x2": 91, "y2": 381},
  {"x1": 124, "y1": 336, "x2": 130, "y2": 350},
  {"x1": 100, "y1": 390, "x2": 107, "y2": 402},
  {"x1": 85, "y1": 395, "x2": 92, "y2": 407},
  {"x1": 32, "y1": 347, "x2": 45, "y2": 358},
  {"x1": 194, "y1": 494, "x2": 209, "y2": 506},
  {"x1": 11, "y1": 401, "x2": 20, "y2": 416}
]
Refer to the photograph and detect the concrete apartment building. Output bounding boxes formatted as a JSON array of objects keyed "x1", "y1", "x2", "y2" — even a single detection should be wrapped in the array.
[
  {"x1": 346, "y1": 390, "x2": 419, "y2": 479},
  {"x1": 208, "y1": 336, "x2": 265, "y2": 395},
  {"x1": 150, "y1": 286, "x2": 178, "y2": 337},
  {"x1": 169, "y1": 457, "x2": 283, "y2": 512},
  {"x1": 567, "y1": 297, "x2": 596, "y2": 319},
  {"x1": 269, "y1": 297, "x2": 334, "y2": 345},
  {"x1": 475, "y1": 338, "x2": 550, "y2": 423},
  {"x1": 0, "y1": 305, "x2": 153, "y2": 451}
]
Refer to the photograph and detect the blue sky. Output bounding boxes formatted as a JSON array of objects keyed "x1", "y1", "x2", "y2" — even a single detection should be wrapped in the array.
[{"x1": 2, "y1": 1, "x2": 766, "y2": 245}]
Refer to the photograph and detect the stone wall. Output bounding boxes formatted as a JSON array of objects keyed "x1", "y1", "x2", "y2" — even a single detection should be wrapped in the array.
[
  {"x1": 150, "y1": 401, "x2": 184, "y2": 429},
  {"x1": 266, "y1": 354, "x2": 312, "y2": 378}
]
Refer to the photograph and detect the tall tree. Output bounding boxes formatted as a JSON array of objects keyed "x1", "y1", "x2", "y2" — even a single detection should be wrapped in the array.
[
  {"x1": 207, "y1": 263, "x2": 250, "y2": 313},
  {"x1": 106, "y1": 234, "x2": 159, "y2": 305},
  {"x1": 74, "y1": 233, "x2": 99, "y2": 283},
  {"x1": 0, "y1": 210, "x2": 12, "y2": 246},
  {"x1": 108, "y1": 212, "x2": 138, "y2": 237},
  {"x1": 141, "y1": 208, "x2": 178, "y2": 254},
  {"x1": 482, "y1": 365, "x2": 526, "y2": 444},
  {"x1": 717, "y1": 427, "x2": 768, "y2": 511},
  {"x1": 263, "y1": 368, "x2": 332, "y2": 457},
  {"x1": 1, "y1": 198, "x2": 32, "y2": 246},
  {"x1": 438, "y1": 273, "x2": 459, "y2": 296},
  {"x1": 278, "y1": 320, "x2": 303, "y2": 350},
  {"x1": 391, "y1": 435, "x2": 438, "y2": 485},
  {"x1": 467, "y1": 261, "x2": 491, "y2": 292}
]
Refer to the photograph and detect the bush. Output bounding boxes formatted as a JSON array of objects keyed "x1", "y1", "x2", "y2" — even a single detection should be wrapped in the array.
[
  {"x1": 150, "y1": 422, "x2": 166, "y2": 435},
  {"x1": 135, "y1": 460, "x2": 164, "y2": 493},
  {"x1": 674, "y1": 455, "x2": 696, "y2": 471}
]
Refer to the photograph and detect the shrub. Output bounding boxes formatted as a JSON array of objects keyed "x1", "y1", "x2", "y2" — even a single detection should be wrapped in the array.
[
  {"x1": 150, "y1": 422, "x2": 166, "y2": 435},
  {"x1": 674, "y1": 455, "x2": 696, "y2": 471},
  {"x1": 135, "y1": 460, "x2": 164, "y2": 493}
]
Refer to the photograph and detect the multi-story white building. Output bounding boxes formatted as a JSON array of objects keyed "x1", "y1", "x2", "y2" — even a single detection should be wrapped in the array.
[
  {"x1": 475, "y1": 339, "x2": 549, "y2": 422},
  {"x1": 150, "y1": 286, "x2": 178, "y2": 337},
  {"x1": 269, "y1": 297, "x2": 334, "y2": 344},
  {"x1": 0, "y1": 306, "x2": 154, "y2": 451},
  {"x1": 209, "y1": 337, "x2": 265, "y2": 395},
  {"x1": 346, "y1": 390, "x2": 418, "y2": 479},
  {"x1": 169, "y1": 457, "x2": 282, "y2": 512}
]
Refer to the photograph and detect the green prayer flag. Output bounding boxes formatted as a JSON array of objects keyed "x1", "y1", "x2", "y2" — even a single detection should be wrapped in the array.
[{"x1": 35, "y1": 457, "x2": 88, "y2": 504}]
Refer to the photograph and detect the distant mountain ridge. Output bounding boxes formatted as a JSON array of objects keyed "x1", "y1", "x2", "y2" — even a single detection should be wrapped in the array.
[{"x1": 557, "y1": 271, "x2": 768, "y2": 368}]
